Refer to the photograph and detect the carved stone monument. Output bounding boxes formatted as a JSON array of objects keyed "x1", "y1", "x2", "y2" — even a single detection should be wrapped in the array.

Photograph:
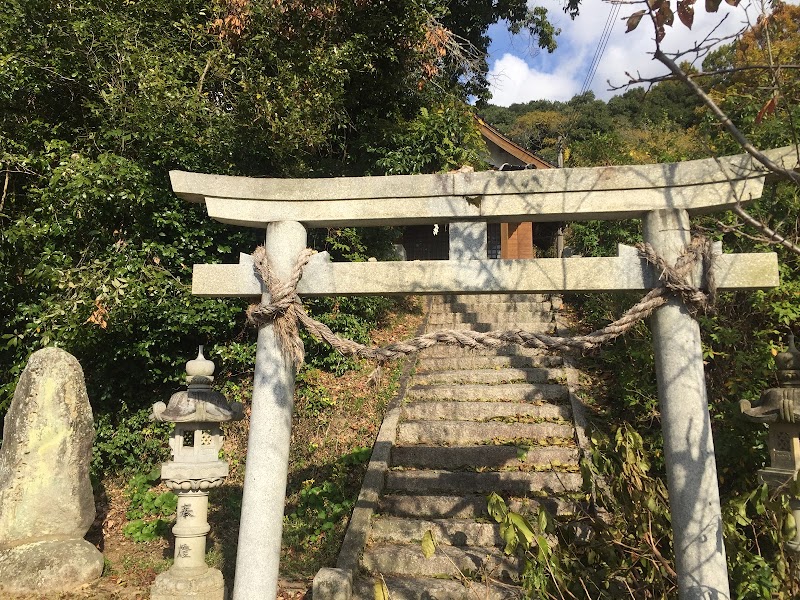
[{"x1": 0, "y1": 347, "x2": 103, "y2": 593}]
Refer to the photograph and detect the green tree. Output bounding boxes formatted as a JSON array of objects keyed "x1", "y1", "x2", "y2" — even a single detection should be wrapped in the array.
[
  {"x1": 507, "y1": 109, "x2": 568, "y2": 161},
  {"x1": 0, "y1": 0, "x2": 500, "y2": 470},
  {"x1": 607, "y1": 74, "x2": 703, "y2": 130},
  {"x1": 701, "y1": 2, "x2": 800, "y2": 154},
  {"x1": 439, "y1": 0, "x2": 561, "y2": 99}
]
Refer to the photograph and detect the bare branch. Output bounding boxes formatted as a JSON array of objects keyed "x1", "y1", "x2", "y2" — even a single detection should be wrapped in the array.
[
  {"x1": 701, "y1": 220, "x2": 791, "y2": 246},
  {"x1": 654, "y1": 48, "x2": 800, "y2": 185},
  {"x1": 646, "y1": 512, "x2": 678, "y2": 579},
  {"x1": 607, "y1": 64, "x2": 800, "y2": 91},
  {"x1": 732, "y1": 204, "x2": 800, "y2": 256},
  {"x1": 0, "y1": 167, "x2": 9, "y2": 214},
  {"x1": 676, "y1": 13, "x2": 738, "y2": 62},
  {"x1": 196, "y1": 55, "x2": 214, "y2": 99}
]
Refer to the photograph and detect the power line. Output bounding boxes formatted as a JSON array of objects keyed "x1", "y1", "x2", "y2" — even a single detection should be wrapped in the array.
[
  {"x1": 579, "y1": 10, "x2": 614, "y2": 95},
  {"x1": 580, "y1": 2, "x2": 619, "y2": 95},
  {"x1": 560, "y1": 1, "x2": 621, "y2": 156},
  {"x1": 581, "y1": 4, "x2": 617, "y2": 95},
  {"x1": 580, "y1": 1, "x2": 621, "y2": 96}
]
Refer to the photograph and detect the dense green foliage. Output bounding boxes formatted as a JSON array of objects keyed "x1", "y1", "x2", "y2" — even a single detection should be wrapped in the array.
[
  {"x1": 1, "y1": 0, "x2": 556, "y2": 472},
  {"x1": 122, "y1": 468, "x2": 178, "y2": 543}
]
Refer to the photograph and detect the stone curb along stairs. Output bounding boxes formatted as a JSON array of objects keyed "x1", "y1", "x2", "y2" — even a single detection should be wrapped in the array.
[{"x1": 313, "y1": 294, "x2": 590, "y2": 600}]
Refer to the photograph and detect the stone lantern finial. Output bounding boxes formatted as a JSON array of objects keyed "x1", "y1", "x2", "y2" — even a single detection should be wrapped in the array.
[
  {"x1": 187, "y1": 345, "x2": 214, "y2": 380},
  {"x1": 741, "y1": 333, "x2": 800, "y2": 427},
  {"x1": 153, "y1": 346, "x2": 243, "y2": 425}
]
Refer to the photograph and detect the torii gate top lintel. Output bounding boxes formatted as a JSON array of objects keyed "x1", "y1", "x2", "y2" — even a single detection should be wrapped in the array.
[{"x1": 169, "y1": 146, "x2": 797, "y2": 228}]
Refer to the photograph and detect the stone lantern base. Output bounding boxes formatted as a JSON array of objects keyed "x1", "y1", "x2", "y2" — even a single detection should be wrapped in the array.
[{"x1": 150, "y1": 565, "x2": 226, "y2": 600}]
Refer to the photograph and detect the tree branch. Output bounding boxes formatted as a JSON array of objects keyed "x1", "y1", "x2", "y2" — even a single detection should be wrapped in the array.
[
  {"x1": 0, "y1": 167, "x2": 8, "y2": 214},
  {"x1": 732, "y1": 204, "x2": 800, "y2": 256},
  {"x1": 196, "y1": 55, "x2": 214, "y2": 99},
  {"x1": 646, "y1": 513, "x2": 678, "y2": 580},
  {"x1": 610, "y1": 64, "x2": 800, "y2": 90},
  {"x1": 653, "y1": 48, "x2": 800, "y2": 185},
  {"x1": 700, "y1": 221, "x2": 778, "y2": 245}
]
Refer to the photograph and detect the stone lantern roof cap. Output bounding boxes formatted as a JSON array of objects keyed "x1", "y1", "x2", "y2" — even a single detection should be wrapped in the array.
[{"x1": 152, "y1": 346, "x2": 244, "y2": 423}]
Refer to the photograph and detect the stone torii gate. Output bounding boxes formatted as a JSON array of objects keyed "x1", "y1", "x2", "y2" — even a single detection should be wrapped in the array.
[{"x1": 170, "y1": 146, "x2": 794, "y2": 600}]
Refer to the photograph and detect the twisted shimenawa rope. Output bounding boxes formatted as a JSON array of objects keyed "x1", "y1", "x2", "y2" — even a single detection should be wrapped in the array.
[{"x1": 246, "y1": 237, "x2": 717, "y2": 369}]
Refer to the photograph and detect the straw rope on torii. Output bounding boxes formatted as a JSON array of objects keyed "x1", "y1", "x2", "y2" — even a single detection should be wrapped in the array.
[{"x1": 246, "y1": 237, "x2": 718, "y2": 369}]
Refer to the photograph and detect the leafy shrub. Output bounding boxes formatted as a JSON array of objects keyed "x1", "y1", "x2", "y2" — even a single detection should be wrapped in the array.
[
  {"x1": 283, "y1": 446, "x2": 372, "y2": 548},
  {"x1": 0, "y1": 0, "x2": 486, "y2": 476},
  {"x1": 488, "y1": 425, "x2": 798, "y2": 599},
  {"x1": 122, "y1": 468, "x2": 177, "y2": 543},
  {"x1": 92, "y1": 406, "x2": 172, "y2": 479}
]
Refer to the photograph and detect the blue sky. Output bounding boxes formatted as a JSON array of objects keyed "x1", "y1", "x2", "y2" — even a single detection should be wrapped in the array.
[{"x1": 486, "y1": 0, "x2": 790, "y2": 105}]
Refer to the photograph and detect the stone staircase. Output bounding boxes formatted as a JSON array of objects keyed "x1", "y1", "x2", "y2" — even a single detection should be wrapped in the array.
[{"x1": 349, "y1": 294, "x2": 586, "y2": 599}]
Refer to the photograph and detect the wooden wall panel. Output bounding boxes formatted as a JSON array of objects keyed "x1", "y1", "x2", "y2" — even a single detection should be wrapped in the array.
[{"x1": 500, "y1": 222, "x2": 534, "y2": 259}]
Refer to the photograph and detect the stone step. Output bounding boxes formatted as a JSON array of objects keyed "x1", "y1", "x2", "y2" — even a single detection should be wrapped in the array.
[
  {"x1": 429, "y1": 298, "x2": 539, "y2": 308},
  {"x1": 353, "y1": 575, "x2": 522, "y2": 600},
  {"x1": 427, "y1": 312, "x2": 552, "y2": 324},
  {"x1": 370, "y1": 516, "x2": 501, "y2": 547},
  {"x1": 397, "y1": 420, "x2": 574, "y2": 446},
  {"x1": 415, "y1": 355, "x2": 563, "y2": 372},
  {"x1": 391, "y1": 445, "x2": 580, "y2": 470},
  {"x1": 386, "y1": 469, "x2": 583, "y2": 495},
  {"x1": 416, "y1": 345, "x2": 556, "y2": 359},
  {"x1": 401, "y1": 400, "x2": 569, "y2": 422},
  {"x1": 406, "y1": 383, "x2": 568, "y2": 402},
  {"x1": 425, "y1": 322, "x2": 553, "y2": 334},
  {"x1": 426, "y1": 311, "x2": 553, "y2": 324},
  {"x1": 379, "y1": 494, "x2": 490, "y2": 519},
  {"x1": 432, "y1": 293, "x2": 548, "y2": 304},
  {"x1": 411, "y1": 367, "x2": 560, "y2": 386},
  {"x1": 429, "y1": 307, "x2": 552, "y2": 318},
  {"x1": 431, "y1": 294, "x2": 551, "y2": 310},
  {"x1": 324, "y1": 292, "x2": 584, "y2": 600},
  {"x1": 369, "y1": 514, "x2": 590, "y2": 556},
  {"x1": 362, "y1": 542, "x2": 519, "y2": 582},
  {"x1": 428, "y1": 304, "x2": 560, "y2": 323},
  {"x1": 378, "y1": 493, "x2": 582, "y2": 520}
]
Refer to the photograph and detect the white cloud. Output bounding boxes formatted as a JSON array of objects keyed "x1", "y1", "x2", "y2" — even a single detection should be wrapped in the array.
[
  {"x1": 488, "y1": 53, "x2": 580, "y2": 105},
  {"x1": 488, "y1": 0, "x2": 779, "y2": 104}
]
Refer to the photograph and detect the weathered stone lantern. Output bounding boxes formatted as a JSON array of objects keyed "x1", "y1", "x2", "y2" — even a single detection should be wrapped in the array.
[
  {"x1": 150, "y1": 346, "x2": 243, "y2": 600},
  {"x1": 741, "y1": 334, "x2": 800, "y2": 554}
]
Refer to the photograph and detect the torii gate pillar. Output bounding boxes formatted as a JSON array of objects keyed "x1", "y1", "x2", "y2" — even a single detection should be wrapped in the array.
[
  {"x1": 645, "y1": 209, "x2": 730, "y2": 599},
  {"x1": 233, "y1": 221, "x2": 307, "y2": 600}
]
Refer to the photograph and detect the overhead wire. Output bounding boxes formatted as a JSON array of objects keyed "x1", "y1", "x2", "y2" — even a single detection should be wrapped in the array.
[
  {"x1": 579, "y1": 1, "x2": 621, "y2": 96},
  {"x1": 581, "y1": 4, "x2": 619, "y2": 94},
  {"x1": 558, "y1": 0, "x2": 621, "y2": 152}
]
